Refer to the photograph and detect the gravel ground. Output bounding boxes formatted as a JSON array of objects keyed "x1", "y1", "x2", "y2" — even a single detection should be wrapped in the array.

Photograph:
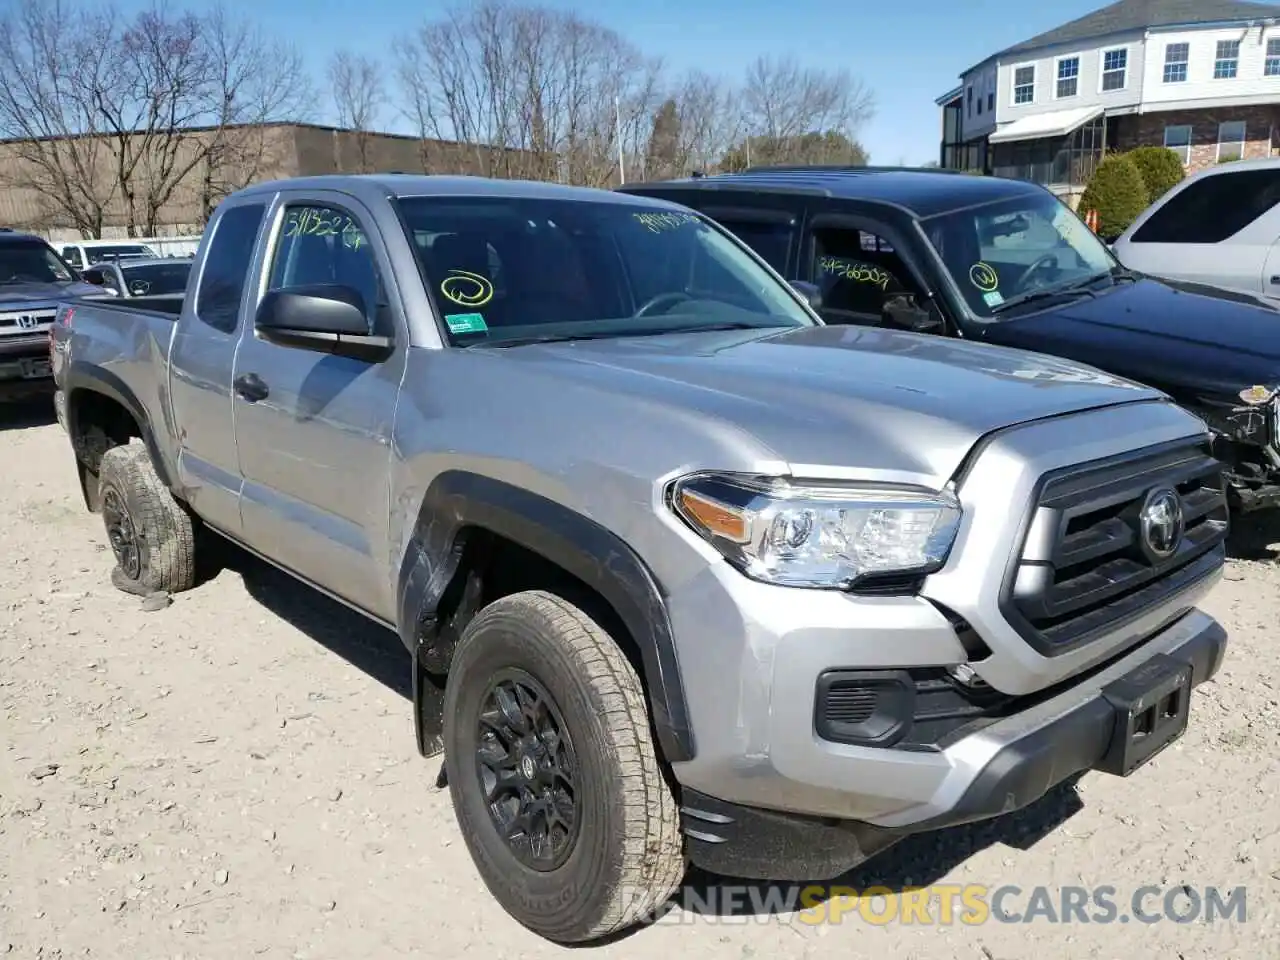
[{"x1": 2, "y1": 400, "x2": 1278, "y2": 959}]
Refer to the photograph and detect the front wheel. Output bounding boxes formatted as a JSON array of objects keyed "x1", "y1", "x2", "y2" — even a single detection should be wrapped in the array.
[{"x1": 443, "y1": 590, "x2": 685, "y2": 943}]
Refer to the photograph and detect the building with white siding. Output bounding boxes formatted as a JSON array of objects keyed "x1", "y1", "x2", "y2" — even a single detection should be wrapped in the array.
[{"x1": 937, "y1": 0, "x2": 1280, "y2": 199}]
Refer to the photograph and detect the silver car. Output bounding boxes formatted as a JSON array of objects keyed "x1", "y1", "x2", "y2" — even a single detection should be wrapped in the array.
[{"x1": 1112, "y1": 157, "x2": 1280, "y2": 296}]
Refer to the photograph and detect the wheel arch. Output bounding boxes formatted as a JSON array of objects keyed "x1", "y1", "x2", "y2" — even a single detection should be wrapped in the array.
[
  {"x1": 398, "y1": 471, "x2": 695, "y2": 765},
  {"x1": 64, "y1": 363, "x2": 173, "y2": 511}
]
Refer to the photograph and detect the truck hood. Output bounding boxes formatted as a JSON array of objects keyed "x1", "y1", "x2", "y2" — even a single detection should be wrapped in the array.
[
  {"x1": 496, "y1": 324, "x2": 1164, "y2": 486},
  {"x1": 0, "y1": 279, "x2": 100, "y2": 307},
  {"x1": 983, "y1": 278, "x2": 1280, "y2": 399}
]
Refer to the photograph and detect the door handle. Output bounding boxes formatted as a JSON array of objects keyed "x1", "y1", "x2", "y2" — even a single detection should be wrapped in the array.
[{"x1": 233, "y1": 372, "x2": 269, "y2": 402}]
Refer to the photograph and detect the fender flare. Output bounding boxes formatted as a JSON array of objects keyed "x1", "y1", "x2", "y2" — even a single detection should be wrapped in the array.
[
  {"x1": 398, "y1": 470, "x2": 696, "y2": 763},
  {"x1": 64, "y1": 362, "x2": 174, "y2": 491}
]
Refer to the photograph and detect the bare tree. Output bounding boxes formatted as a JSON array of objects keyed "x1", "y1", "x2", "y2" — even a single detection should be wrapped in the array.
[
  {"x1": 93, "y1": 8, "x2": 213, "y2": 235},
  {"x1": 394, "y1": 0, "x2": 662, "y2": 185},
  {"x1": 0, "y1": 0, "x2": 312, "y2": 236},
  {"x1": 735, "y1": 54, "x2": 875, "y2": 168},
  {"x1": 668, "y1": 70, "x2": 742, "y2": 175},
  {"x1": 0, "y1": 0, "x2": 119, "y2": 236},
  {"x1": 195, "y1": 6, "x2": 316, "y2": 224},
  {"x1": 328, "y1": 51, "x2": 386, "y2": 173}
]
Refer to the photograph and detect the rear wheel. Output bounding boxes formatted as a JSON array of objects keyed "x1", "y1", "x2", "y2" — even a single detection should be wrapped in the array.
[
  {"x1": 443, "y1": 590, "x2": 685, "y2": 943},
  {"x1": 98, "y1": 443, "x2": 197, "y2": 595}
]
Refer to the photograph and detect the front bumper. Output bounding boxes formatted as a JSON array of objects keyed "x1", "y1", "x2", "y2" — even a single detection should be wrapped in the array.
[
  {"x1": 0, "y1": 333, "x2": 54, "y2": 400},
  {"x1": 680, "y1": 610, "x2": 1226, "y2": 879}
]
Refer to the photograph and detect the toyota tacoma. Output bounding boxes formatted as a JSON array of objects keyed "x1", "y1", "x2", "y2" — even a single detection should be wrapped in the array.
[{"x1": 51, "y1": 174, "x2": 1228, "y2": 943}]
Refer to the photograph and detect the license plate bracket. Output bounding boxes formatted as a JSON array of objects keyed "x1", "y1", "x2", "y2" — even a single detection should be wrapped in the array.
[
  {"x1": 20, "y1": 357, "x2": 51, "y2": 379},
  {"x1": 1096, "y1": 654, "x2": 1192, "y2": 777}
]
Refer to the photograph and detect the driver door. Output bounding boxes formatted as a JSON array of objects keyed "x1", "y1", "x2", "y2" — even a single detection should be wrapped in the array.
[{"x1": 231, "y1": 191, "x2": 408, "y2": 620}]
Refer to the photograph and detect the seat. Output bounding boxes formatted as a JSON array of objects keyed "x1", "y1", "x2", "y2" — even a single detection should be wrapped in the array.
[{"x1": 504, "y1": 233, "x2": 597, "y2": 324}]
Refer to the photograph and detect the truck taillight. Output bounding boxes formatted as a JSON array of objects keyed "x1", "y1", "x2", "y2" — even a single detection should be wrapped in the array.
[{"x1": 50, "y1": 306, "x2": 73, "y2": 362}]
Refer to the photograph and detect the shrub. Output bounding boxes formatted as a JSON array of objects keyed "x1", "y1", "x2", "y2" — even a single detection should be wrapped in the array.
[
  {"x1": 1078, "y1": 154, "x2": 1149, "y2": 239},
  {"x1": 1124, "y1": 146, "x2": 1185, "y2": 202}
]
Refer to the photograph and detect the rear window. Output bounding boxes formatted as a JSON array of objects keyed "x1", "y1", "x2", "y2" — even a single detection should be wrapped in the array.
[
  {"x1": 120, "y1": 260, "x2": 192, "y2": 296},
  {"x1": 396, "y1": 196, "x2": 812, "y2": 344},
  {"x1": 195, "y1": 204, "x2": 266, "y2": 333},
  {"x1": 1130, "y1": 169, "x2": 1280, "y2": 244}
]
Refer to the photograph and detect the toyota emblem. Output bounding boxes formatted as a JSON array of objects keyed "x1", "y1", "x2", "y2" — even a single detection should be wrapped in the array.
[{"x1": 1139, "y1": 486, "x2": 1184, "y2": 560}]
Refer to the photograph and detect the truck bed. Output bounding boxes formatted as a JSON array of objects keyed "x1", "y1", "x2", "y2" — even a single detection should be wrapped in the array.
[{"x1": 67, "y1": 293, "x2": 184, "y2": 318}]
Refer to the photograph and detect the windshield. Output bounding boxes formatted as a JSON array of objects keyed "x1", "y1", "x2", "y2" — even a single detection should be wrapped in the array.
[
  {"x1": 0, "y1": 240, "x2": 77, "y2": 284},
  {"x1": 120, "y1": 260, "x2": 191, "y2": 296},
  {"x1": 920, "y1": 192, "x2": 1117, "y2": 319},
  {"x1": 395, "y1": 196, "x2": 815, "y2": 344}
]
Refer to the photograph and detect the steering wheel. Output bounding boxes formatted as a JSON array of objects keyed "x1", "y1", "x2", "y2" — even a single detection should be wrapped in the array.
[
  {"x1": 634, "y1": 291, "x2": 692, "y2": 317},
  {"x1": 1014, "y1": 253, "x2": 1060, "y2": 291}
]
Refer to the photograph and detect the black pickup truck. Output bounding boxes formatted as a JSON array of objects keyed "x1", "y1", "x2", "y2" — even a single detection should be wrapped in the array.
[{"x1": 620, "y1": 168, "x2": 1280, "y2": 512}]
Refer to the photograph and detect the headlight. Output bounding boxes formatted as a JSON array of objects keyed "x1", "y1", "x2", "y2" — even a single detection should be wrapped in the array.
[
  {"x1": 669, "y1": 473, "x2": 963, "y2": 589},
  {"x1": 1238, "y1": 384, "x2": 1278, "y2": 405}
]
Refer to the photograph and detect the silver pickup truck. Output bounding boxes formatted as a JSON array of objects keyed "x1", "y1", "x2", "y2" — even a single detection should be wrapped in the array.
[{"x1": 51, "y1": 174, "x2": 1229, "y2": 943}]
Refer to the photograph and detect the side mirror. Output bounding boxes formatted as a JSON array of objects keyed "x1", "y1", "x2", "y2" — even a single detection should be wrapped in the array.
[
  {"x1": 882, "y1": 294, "x2": 944, "y2": 334},
  {"x1": 789, "y1": 279, "x2": 823, "y2": 311},
  {"x1": 255, "y1": 283, "x2": 393, "y2": 362}
]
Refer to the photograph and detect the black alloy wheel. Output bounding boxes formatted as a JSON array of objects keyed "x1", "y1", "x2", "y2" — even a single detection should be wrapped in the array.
[
  {"x1": 101, "y1": 486, "x2": 142, "y2": 580},
  {"x1": 475, "y1": 669, "x2": 580, "y2": 871}
]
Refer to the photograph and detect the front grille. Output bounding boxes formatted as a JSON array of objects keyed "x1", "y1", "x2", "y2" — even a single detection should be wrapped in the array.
[
  {"x1": 1002, "y1": 439, "x2": 1228, "y2": 655},
  {"x1": 0, "y1": 310, "x2": 56, "y2": 330}
]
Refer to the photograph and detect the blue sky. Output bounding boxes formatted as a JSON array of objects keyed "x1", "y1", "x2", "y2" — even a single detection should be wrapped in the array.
[{"x1": 118, "y1": 0, "x2": 1117, "y2": 164}]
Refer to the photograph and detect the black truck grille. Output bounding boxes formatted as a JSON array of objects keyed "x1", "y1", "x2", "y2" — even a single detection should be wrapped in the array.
[{"x1": 1002, "y1": 439, "x2": 1228, "y2": 655}]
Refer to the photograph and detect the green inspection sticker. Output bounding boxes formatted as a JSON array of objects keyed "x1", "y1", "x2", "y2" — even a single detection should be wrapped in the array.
[{"x1": 445, "y1": 312, "x2": 488, "y2": 334}]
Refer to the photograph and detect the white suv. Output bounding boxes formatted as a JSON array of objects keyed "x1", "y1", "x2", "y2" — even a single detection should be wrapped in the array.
[{"x1": 1112, "y1": 157, "x2": 1280, "y2": 298}]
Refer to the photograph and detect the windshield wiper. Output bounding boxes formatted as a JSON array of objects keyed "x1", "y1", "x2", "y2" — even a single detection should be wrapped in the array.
[
  {"x1": 467, "y1": 332, "x2": 608, "y2": 348},
  {"x1": 467, "y1": 321, "x2": 778, "y2": 348},
  {"x1": 989, "y1": 281, "x2": 1098, "y2": 315}
]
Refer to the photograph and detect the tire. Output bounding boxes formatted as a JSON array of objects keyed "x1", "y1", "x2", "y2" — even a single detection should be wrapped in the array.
[
  {"x1": 443, "y1": 590, "x2": 685, "y2": 943},
  {"x1": 98, "y1": 442, "x2": 197, "y2": 595}
]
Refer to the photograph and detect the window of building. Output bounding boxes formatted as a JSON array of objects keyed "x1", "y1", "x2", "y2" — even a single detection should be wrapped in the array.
[
  {"x1": 1101, "y1": 48, "x2": 1127, "y2": 91},
  {"x1": 1056, "y1": 57, "x2": 1080, "y2": 98},
  {"x1": 1163, "y1": 125, "x2": 1192, "y2": 165},
  {"x1": 966, "y1": 86, "x2": 973, "y2": 116},
  {"x1": 1131, "y1": 168, "x2": 1280, "y2": 244},
  {"x1": 195, "y1": 203, "x2": 266, "y2": 334},
  {"x1": 1013, "y1": 65, "x2": 1035, "y2": 104},
  {"x1": 1164, "y1": 42, "x2": 1189, "y2": 83},
  {"x1": 1217, "y1": 120, "x2": 1246, "y2": 162},
  {"x1": 987, "y1": 91, "x2": 994, "y2": 112},
  {"x1": 1267, "y1": 38, "x2": 1280, "y2": 76},
  {"x1": 1214, "y1": 39, "x2": 1240, "y2": 79}
]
